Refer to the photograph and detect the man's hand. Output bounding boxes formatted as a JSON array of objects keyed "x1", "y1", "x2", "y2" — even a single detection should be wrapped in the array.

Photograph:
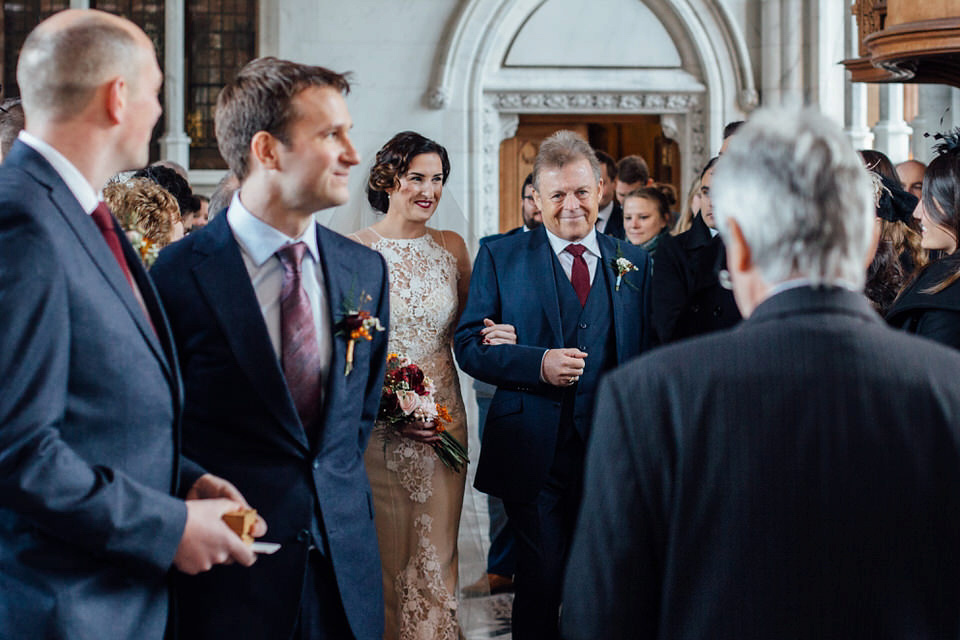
[
  {"x1": 541, "y1": 348, "x2": 587, "y2": 387},
  {"x1": 481, "y1": 318, "x2": 517, "y2": 345},
  {"x1": 399, "y1": 419, "x2": 442, "y2": 444},
  {"x1": 186, "y1": 473, "x2": 267, "y2": 537},
  {"x1": 174, "y1": 498, "x2": 261, "y2": 575}
]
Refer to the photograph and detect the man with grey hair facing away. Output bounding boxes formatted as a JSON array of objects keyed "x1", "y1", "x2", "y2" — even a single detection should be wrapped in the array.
[{"x1": 561, "y1": 107, "x2": 960, "y2": 639}]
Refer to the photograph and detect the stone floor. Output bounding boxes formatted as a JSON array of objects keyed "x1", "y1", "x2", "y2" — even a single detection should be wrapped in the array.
[{"x1": 456, "y1": 406, "x2": 514, "y2": 639}]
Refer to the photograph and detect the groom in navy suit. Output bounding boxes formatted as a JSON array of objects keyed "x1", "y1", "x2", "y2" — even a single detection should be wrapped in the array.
[
  {"x1": 455, "y1": 131, "x2": 652, "y2": 639},
  {"x1": 151, "y1": 58, "x2": 389, "y2": 639}
]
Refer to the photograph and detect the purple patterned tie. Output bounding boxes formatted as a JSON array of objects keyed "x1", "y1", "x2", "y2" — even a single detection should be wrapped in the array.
[
  {"x1": 565, "y1": 244, "x2": 591, "y2": 306},
  {"x1": 276, "y1": 242, "x2": 322, "y2": 440}
]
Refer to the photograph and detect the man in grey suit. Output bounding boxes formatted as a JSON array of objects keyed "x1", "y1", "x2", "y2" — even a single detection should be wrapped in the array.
[
  {"x1": 0, "y1": 11, "x2": 259, "y2": 640},
  {"x1": 562, "y1": 107, "x2": 960, "y2": 639}
]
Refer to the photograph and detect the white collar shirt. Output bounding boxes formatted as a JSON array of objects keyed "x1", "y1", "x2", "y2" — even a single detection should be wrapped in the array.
[
  {"x1": 544, "y1": 226, "x2": 601, "y2": 286},
  {"x1": 226, "y1": 192, "x2": 331, "y2": 391},
  {"x1": 595, "y1": 201, "x2": 614, "y2": 233},
  {"x1": 19, "y1": 130, "x2": 100, "y2": 214}
]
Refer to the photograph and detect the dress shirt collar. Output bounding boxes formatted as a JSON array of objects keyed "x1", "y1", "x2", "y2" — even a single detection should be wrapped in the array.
[
  {"x1": 226, "y1": 191, "x2": 320, "y2": 267},
  {"x1": 766, "y1": 277, "x2": 860, "y2": 300},
  {"x1": 544, "y1": 225, "x2": 601, "y2": 258},
  {"x1": 18, "y1": 130, "x2": 100, "y2": 214},
  {"x1": 596, "y1": 200, "x2": 613, "y2": 226}
]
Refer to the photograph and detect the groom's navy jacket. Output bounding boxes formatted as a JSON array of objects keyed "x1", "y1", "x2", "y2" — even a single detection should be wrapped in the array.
[
  {"x1": 455, "y1": 225, "x2": 651, "y2": 502},
  {"x1": 150, "y1": 214, "x2": 389, "y2": 640}
]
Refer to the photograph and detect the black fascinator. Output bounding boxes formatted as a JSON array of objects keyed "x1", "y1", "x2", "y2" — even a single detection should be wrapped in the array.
[
  {"x1": 876, "y1": 174, "x2": 917, "y2": 223},
  {"x1": 925, "y1": 126, "x2": 960, "y2": 157}
]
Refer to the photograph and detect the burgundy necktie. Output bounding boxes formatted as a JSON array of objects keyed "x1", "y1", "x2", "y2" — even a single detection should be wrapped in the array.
[
  {"x1": 90, "y1": 202, "x2": 156, "y2": 334},
  {"x1": 276, "y1": 242, "x2": 322, "y2": 441},
  {"x1": 565, "y1": 243, "x2": 591, "y2": 306}
]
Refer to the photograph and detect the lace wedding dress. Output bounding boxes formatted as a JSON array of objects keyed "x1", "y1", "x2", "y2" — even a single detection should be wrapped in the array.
[{"x1": 353, "y1": 228, "x2": 467, "y2": 640}]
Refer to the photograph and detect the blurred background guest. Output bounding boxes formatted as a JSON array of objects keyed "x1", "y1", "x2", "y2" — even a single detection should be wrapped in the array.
[
  {"x1": 887, "y1": 133, "x2": 960, "y2": 349},
  {"x1": 594, "y1": 150, "x2": 623, "y2": 239},
  {"x1": 897, "y1": 159, "x2": 926, "y2": 199},
  {"x1": 673, "y1": 175, "x2": 701, "y2": 235},
  {"x1": 182, "y1": 194, "x2": 209, "y2": 232},
  {"x1": 133, "y1": 164, "x2": 201, "y2": 226},
  {"x1": 0, "y1": 97, "x2": 24, "y2": 161},
  {"x1": 103, "y1": 177, "x2": 183, "y2": 260},
  {"x1": 651, "y1": 157, "x2": 740, "y2": 344},
  {"x1": 207, "y1": 170, "x2": 240, "y2": 219},
  {"x1": 622, "y1": 185, "x2": 672, "y2": 259},
  {"x1": 858, "y1": 149, "x2": 925, "y2": 315}
]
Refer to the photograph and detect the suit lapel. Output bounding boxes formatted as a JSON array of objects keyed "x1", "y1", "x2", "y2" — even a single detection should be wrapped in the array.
[
  {"x1": 191, "y1": 216, "x2": 308, "y2": 452},
  {"x1": 313, "y1": 224, "x2": 350, "y2": 439},
  {"x1": 23, "y1": 148, "x2": 172, "y2": 377},
  {"x1": 530, "y1": 228, "x2": 563, "y2": 345}
]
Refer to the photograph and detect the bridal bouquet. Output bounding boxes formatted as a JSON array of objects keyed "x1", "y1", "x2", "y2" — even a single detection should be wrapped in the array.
[{"x1": 378, "y1": 353, "x2": 469, "y2": 473}]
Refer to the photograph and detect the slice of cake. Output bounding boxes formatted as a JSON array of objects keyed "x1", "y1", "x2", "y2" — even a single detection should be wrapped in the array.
[{"x1": 222, "y1": 508, "x2": 258, "y2": 544}]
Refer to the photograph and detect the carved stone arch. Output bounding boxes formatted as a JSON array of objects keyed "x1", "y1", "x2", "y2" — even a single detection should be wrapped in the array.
[{"x1": 424, "y1": 0, "x2": 755, "y2": 240}]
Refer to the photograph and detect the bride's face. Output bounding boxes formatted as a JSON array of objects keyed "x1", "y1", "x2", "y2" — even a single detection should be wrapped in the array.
[{"x1": 387, "y1": 153, "x2": 444, "y2": 223}]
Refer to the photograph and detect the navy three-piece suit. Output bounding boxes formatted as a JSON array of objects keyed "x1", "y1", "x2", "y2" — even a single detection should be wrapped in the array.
[{"x1": 455, "y1": 225, "x2": 651, "y2": 638}]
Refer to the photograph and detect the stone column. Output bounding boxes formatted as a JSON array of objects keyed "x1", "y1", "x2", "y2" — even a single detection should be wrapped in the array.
[
  {"x1": 843, "y1": 7, "x2": 873, "y2": 149},
  {"x1": 780, "y1": 0, "x2": 805, "y2": 104},
  {"x1": 761, "y1": 0, "x2": 782, "y2": 106},
  {"x1": 911, "y1": 85, "x2": 951, "y2": 162},
  {"x1": 873, "y1": 84, "x2": 912, "y2": 163},
  {"x1": 158, "y1": 0, "x2": 191, "y2": 167}
]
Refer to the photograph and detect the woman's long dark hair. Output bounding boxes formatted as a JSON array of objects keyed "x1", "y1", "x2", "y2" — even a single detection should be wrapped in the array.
[{"x1": 919, "y1": 146, "x2": 960, "y2": 294}]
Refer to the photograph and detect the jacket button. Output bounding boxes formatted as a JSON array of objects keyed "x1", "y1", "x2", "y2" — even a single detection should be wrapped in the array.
[
  {"x1": 312, "y1": 460, "x2": 320, "y2": 470},
  {"x1": 296, "y1": 529, "x2": 309, "y2": 542},
  {"x1": 579, "y1": 322, "x2": 588, "y2": 329},
  {"x1": 713, "y1": 306, "x2": 721, "y2": 317},
  {"x1": 579, "y1": 345, "x2": 587, "y2": 351},
  {"x1": 691, "y1": 304, "x2": 700, "y2": 313}
]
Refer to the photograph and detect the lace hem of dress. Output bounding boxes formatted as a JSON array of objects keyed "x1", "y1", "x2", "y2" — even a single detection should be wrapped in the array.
[
  {"x1": 379, "y1": 424, "x2": 436, "y2": 503},
  {"x1": 395, "y1": 514, "x2": 459, "y2": 640}
]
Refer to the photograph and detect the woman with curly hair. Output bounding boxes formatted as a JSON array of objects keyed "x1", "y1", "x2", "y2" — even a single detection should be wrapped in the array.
[
  {"x1": 103, "y1": 177, "x2": 183, "y2": 263},
  {"x1": 349, "y1": 131, "x2": 473, "y2": 639},
  {"x1": 887, "y1": 133, "x2": 960, "y2": 348}
]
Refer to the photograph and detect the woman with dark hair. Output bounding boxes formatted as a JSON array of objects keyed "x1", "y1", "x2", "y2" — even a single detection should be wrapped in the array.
[
  {"x1": 350, "y1": 131, "x2": 472, "y2": 638},
  {"x1": 858, "y1": 149, "x2": 926, "y2": 315},
  {"x1": 621, "y1": 185, "x2": 672, "y2": 257},
  {"x1": 887, "y1": 132, "x2": 960, "y2": 348}
]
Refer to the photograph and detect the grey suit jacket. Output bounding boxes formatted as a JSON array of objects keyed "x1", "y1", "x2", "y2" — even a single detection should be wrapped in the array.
[{"x1": 0, "y1": 140, "x2": 188, "y2": 639}]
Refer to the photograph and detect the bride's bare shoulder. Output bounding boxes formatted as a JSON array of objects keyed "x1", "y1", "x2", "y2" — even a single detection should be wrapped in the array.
[{"x1": 347, "y1": 227, "x2": 377, "y2": 247}]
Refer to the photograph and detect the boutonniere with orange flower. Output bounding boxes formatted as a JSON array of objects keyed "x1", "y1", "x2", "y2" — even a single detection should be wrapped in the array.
[{"x1": 335, "y1": 287, "x2": 384, "y2": 375}]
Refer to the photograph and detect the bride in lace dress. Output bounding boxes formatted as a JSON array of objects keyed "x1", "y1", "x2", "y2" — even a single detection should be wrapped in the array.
[{"x1": 350, "y1": 132, "x2": 472, "y2": 639}]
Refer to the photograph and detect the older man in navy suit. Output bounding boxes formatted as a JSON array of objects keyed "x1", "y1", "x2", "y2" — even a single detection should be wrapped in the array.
[
  {"x1": 455, "y1": 130, "x2": 651, "y2": 639},
  {"x1": 151, "y1": 57, "x2": 389, "y2": 640},
  {"x1": 0, "y1": 10, "x2": 258, "y2": 640}
]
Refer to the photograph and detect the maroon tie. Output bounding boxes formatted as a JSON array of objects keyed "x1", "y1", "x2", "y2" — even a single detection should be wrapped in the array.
[
  {"x1": 565, "y1": 244, "x2": 591, "y2": 306},
  {"x1": 276, "y1": 242, "x2": 323, "y2": 440},
  {"x1": 90, "y1": 202, "x2": 156, "y2": 333},
  {"x1": 91, "y1": 202, "x2": 136, "y2": 288}
]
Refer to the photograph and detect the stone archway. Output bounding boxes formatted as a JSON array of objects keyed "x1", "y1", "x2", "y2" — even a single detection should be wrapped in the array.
[{"x1": 426, "y1": 0, "x2": 756, "y2": 241}]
